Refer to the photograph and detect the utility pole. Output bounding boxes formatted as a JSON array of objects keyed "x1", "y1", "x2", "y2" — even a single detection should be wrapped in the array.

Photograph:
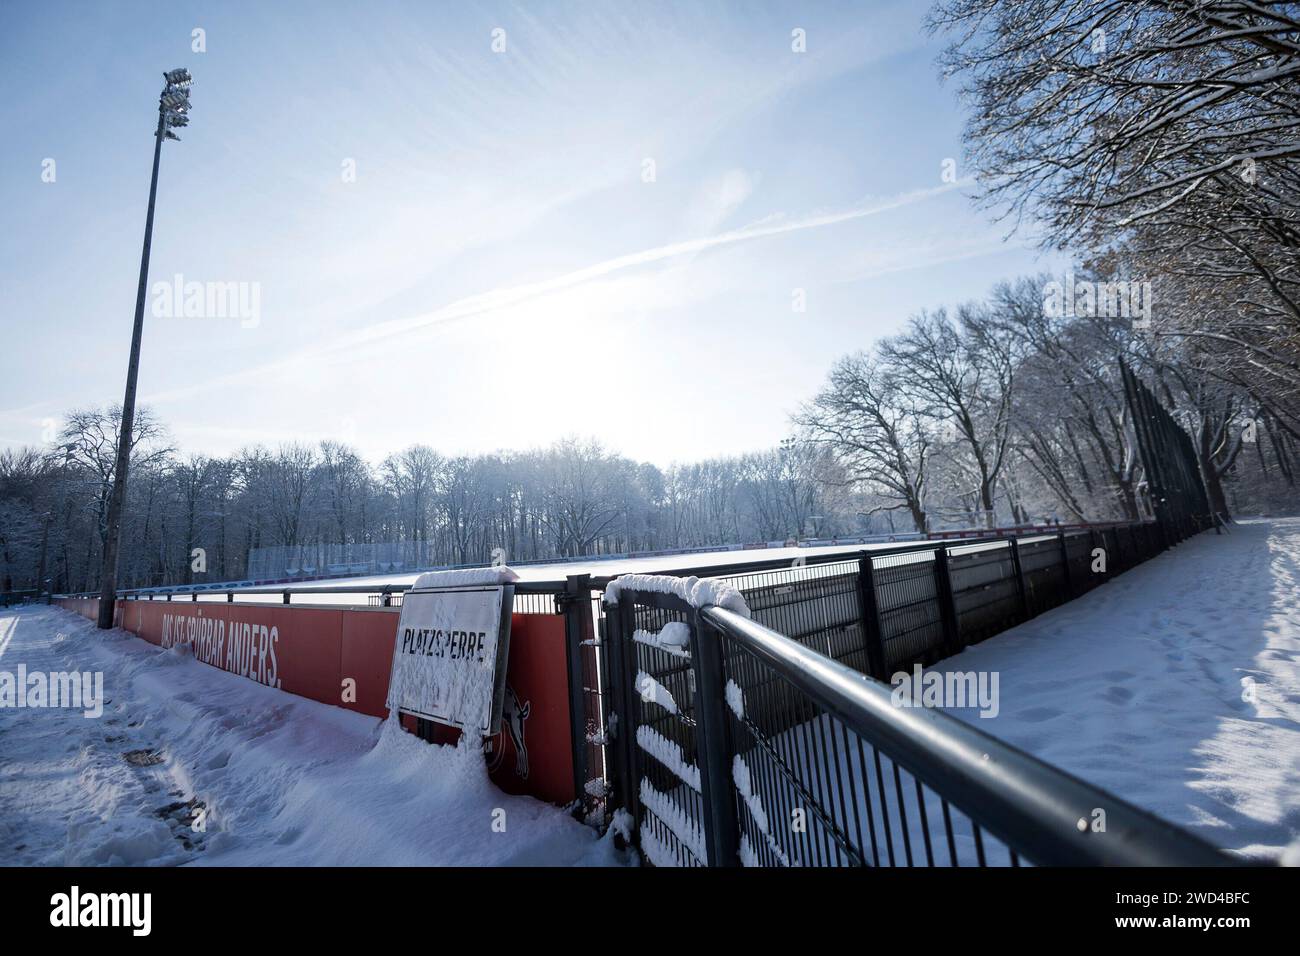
[{"x1": 97, "y1": 69, "x2": 193, "y2": 629}]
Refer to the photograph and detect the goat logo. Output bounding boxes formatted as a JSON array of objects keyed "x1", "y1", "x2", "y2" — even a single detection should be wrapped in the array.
[{"x1": 486, "y1": 684, "x2": 531, "y2": 778}]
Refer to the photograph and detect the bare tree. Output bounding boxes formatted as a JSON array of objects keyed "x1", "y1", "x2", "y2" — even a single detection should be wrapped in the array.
[
  {"x1": 930, "y1": 0, "x2": 1300, "y2": 428},
  {"x1": 882, "y1": 308, "x2": 1016, "y2": 527},
  {"x1": 797, "y1": 351, "x2": 932, "y2": 532}
]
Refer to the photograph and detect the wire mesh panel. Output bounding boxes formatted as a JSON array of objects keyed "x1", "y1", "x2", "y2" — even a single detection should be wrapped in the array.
[
  {"x1": 607, "y1": 590, "x2": 709, "y2": 867},
  {"x1": 1017, "y1": 537, "x2": 1067, "y2": 617},
  {"x1": 1122, "y1": 362, "x2": 1216, "y2": 540},
  {"x1": 948, "y1": 541, "x2": 1020, "y2": 646},
  {"x1": 1066, "y1": 532, "x2": 1100, "y2": 596},
  {"x1": 1134, "y1": 523, "x2": 1157, "y2": 562},
  {"x1": 1117, "y1": 525, "x2": 1138, "y2": 572},
  {"x1": 721, "y1": 629, "x2": 1018, "y2": 867},
  {"x1": 702, "y1": 607, "x2": 1226, "y2": 868},
  {"x1": 873, "y1": 550, "x2": 944, "y2": 671},
  {"x1": 715, "y1": 560, "x2": 869, "y2": 673}
]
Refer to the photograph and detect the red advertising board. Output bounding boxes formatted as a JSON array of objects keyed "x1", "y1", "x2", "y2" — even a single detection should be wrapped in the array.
[
  {"x1": 485, "y1": 612, "x2": 575, "y2": 805},
  {"x1": 60, "y1": 597, "x2": 576, "y2": 805}
]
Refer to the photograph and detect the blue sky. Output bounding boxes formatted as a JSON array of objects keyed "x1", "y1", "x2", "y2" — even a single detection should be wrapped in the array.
[{"x1": 0, "y1": 0, "x2": 1066, "y2": 464}]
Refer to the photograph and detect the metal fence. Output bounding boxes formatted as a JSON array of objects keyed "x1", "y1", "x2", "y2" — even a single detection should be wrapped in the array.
[
  {"x1": 599, "y1": 513, "x2": 1228, "y2": 865},
  {"x1": 689, "y1": 525, "x2": 1166, "y2": 683},
  {"x1": 55, "y1": 510, "x2": 1211, "y2": 852},
  {"x1": 705, "y1": 604, "x2": 1226, "y2": 866},
  {"x1": 1122, "y1": 360, "x2": 1217, "y2": 538}
]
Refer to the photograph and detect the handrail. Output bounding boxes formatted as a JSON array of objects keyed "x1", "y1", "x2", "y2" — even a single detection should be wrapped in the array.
[
  {"x1": 700, "y1": 603, "x2": 1230, "y2": 867},
  {"x1": 52, "y1": 522, "x2": 1147, "y2": 603},
  {"x1": 584, "y1": 527, "x2": 1114, "y2": 587},
  {"x1": 55, "y1": 579, "x2": 571, "y2": 601}
]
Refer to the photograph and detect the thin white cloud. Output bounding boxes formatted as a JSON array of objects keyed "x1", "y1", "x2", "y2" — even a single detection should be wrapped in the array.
[{"x1": 142, "y1": 179, "x2": 973, "y2": 405}]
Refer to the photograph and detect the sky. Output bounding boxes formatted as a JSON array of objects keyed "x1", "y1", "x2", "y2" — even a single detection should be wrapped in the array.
[{"x1": 0, "y1": 0, "x2": 1067, "y2": 466}]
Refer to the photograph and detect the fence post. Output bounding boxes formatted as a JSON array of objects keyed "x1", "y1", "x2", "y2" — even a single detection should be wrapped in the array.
[
  {"x1": 856, "y1": 552, "x2": 888, "y2": 680},
  {"x1": 602, "y1": 595, "x2": 637, "y2": 841},
  {"x1": 933, "y1": 546, "x2": 962, "y2": 656},
  {"x1": 1008, "y1": 537, "x2": 1029, "y2": 620},
  {"x1": 562, "y1": 574, "x2": 593, "y2": 816},
  {"x1": 1057, "y1": 532, "x2": 1073, "y2": 600},
  {"x1": 689, "y1": 609, "x2": 740, "y2": 866}
]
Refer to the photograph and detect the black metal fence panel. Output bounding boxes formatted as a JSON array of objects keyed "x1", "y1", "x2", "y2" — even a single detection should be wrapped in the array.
[
  {"x1": 599, "y1": 513, "x2": 1228, "y2": 866},
  {"x1": 723, "y1": 634, "x2": 1017, "y2": 867},
  {"x1": 873, "y1": 550, "x2": 946, "y2": 670},
  {"x1": 1122, "y1": 360, "x2": 1216, "y2": 538},
  {"x1": 605, "y1": 590, "x2": 711, "y2": 866},
  {"x1": 714, "y1": 561, "x2": 868, "y2": 672},
  {"x1": 703, "y1": 606, "x2": 1226, "y2": 867},
  {"x1": 949, "y1": 541, "x2": 1021, "y2": 646},
  {"x1": 1019, "y1": 537, "x2": 1069, "y2": 617}
]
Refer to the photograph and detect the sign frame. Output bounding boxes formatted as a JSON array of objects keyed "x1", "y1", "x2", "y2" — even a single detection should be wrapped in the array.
[{"x1": 386, "y1": 583, "x2": 515, "y2": 736}]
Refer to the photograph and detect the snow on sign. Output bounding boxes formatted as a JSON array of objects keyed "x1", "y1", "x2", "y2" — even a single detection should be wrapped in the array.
[{"x1": 386, "y1": 580, "x2": 514, "y2": 736}]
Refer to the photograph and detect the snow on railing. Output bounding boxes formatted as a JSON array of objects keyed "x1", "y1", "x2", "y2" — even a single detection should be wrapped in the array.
[{"x1": 604, "y1": 573, "x2": 750, "y2": 616}]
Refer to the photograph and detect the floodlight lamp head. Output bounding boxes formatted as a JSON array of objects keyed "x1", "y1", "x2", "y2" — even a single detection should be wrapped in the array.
[{"x1": 164, "y1": 68, "x2": 192, "y2": 86}]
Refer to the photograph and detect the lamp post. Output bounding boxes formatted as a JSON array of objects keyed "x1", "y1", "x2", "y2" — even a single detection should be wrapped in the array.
[{"x1": 97, "y1": 69, "x2": 193, "y2": 629}]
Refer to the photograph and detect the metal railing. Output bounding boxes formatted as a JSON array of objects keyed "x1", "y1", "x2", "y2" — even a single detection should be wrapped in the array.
[
  {"x1": 53, "y1": 523, "x2": 1137, "y2": 606},
  {"x1": 701, "y1": 604, "x2": 1229, "y2": 866},
  {"x1": 51, "y1": 519, "x2": 1208, "y2": 840},
  {"x1": 599, "y1": 508, "x2": 1227, "y2": 865},
  {"x1": 603, "y1": 581, "x2": 1229, "y2": 866}
]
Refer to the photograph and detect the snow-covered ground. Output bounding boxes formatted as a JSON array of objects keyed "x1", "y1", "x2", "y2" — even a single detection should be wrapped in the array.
[
  {"x1": 931, "y1": 517, "x2": 1300, "y2": 861},
  {"x1": 0, "y1": 606, "x2": 627, "y2": 867},
  {"x1": 4, "y1": 518, "x2": 1295, "y2": 866}
]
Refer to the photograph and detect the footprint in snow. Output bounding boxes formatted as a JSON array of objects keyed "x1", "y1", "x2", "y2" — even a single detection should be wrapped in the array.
[{"x1": 1102, "y1": 685, "x2": 1135, "y2": 704}]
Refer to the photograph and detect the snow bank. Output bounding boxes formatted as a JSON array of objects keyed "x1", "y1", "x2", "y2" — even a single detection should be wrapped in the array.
[
  {"x1": 410, "y1": 566, "x2": 519, "y2": 590},
  {"x1": 603, "y1": 574, "x2": 750, "y2": 617}
]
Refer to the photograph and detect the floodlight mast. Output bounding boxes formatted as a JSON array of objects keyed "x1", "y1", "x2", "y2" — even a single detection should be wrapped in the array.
[{"x1": 97, "y1": 69, "x2": 193, "y2": 629}]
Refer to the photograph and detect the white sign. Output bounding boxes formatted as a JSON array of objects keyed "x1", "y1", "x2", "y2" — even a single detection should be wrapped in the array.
[{"x1": 386, "y1": 585, "x2": 513, "y2": 735}]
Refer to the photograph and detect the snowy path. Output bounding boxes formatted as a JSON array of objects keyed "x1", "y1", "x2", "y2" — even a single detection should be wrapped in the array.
[
  {"x1": 0, "y1": 606, "x2": 625, "y2": 867},
  {"x1": 931, "y1": 517, "x2": 1300, "y2": 861}
]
